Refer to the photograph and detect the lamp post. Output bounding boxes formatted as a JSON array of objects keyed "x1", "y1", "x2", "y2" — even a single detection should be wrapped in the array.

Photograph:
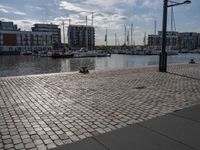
[{"x1": 159, "y1": 0, "x2": 191, "y2": 72}]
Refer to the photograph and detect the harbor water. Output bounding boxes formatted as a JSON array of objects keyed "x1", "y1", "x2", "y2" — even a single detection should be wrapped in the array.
[{"x1": 0, "y1": 54, "x2": 200, "y2": 77}]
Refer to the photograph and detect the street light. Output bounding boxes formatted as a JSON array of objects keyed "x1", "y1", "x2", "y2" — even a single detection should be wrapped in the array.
[{"x1": 159, "y1": 0, "x2": 191, "y2": 72}]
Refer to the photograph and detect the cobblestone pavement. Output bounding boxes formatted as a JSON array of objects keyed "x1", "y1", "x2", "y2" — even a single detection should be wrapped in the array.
[{"x1": 0, "y1": 63, "x2": 200, "y2": 150}]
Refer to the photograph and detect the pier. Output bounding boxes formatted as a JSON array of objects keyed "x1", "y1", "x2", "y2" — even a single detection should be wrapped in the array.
[{"x1": 0, "y1": 63, "x2": 200, "y2": 150}]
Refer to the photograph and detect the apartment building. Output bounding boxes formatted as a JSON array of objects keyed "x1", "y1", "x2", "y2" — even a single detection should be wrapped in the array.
[
  {"x1": 148, "y1": 31, "x2": 200, "y2": 51},
  {"x1": 0, "y1": 21, "x2": 61, "y2": 54},
  {"x1": 148, "y1": 31, "x2": 179, "y2": 50},
  {"x1": 32, "y1": 23, "x2": 61, "y2": 45},
  {"x1": 68, "y1": 25, "x2": 95, "y2": 50}
]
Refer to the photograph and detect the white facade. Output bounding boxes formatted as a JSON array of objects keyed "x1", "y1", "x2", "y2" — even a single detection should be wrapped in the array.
[{"x1": 32, "y1": 24, "x2": 61, "y2": 45}]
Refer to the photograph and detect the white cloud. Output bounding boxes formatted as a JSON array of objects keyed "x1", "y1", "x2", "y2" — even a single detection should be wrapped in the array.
[
  {"x1": 0, "y1": 4, "x2": 26, "y2": 16},
  {"x1": 141, "y1": 0, "x2": 162, "y2": 9},
  {"x1": 13, "y1": 11, "x2": 26, "y2": 16},
  {"x1": 0, "y1": 4, "x2": 10, "y2": 13},
  {"x1": 0, "y1": 8, "x2": 9, "y2": 13},
  {"x1": 0, "y1": 18, "x2": 40, "y2": 30},
  {"x1": 26, "y1": 5, "x2": 44, "y2": 10},
  {"x1": 59, "y1": 1, "x2": 89, "y2": 12}
]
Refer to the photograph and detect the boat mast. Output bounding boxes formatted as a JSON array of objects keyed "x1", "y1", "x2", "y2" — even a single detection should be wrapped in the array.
[
  {"x1": 91, "y1": 12, "x2": 94, "y2": 26},
  {"x1": 124, "y1": 25, "x2": 126, "y2": 45},
  {"x1": 127, "y1": 30, "x2": 130, "y2": 46},
  {"x1": 154, "y1": 20, "x2": 157, "y2": 50},
  {"x1": 115, "y1": 33, "x2": 117, "y2": 46},
  {"x1": 86, "y1": 16, "x2": 88, "y2": 50},
  {"x1": 62, "y1": 21, "x2": 65, "y2": 44},
  {"x1": 131, "y1": 24, "x2": 133, "y2": 47},
  {"x1": 143, "y1": 32, "x2": 146, "y2": 47},
  {"x1": 106, "y1": 29, "x2": 107, "y2": 48},
  {"x1": 68, "y1": 19, "x2": 71, "y2": 49}
]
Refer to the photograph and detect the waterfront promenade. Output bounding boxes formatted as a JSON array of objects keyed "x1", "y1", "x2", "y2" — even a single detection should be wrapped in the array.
[{"x1": 0, "y1": 63, "x2": 200, "y2": 150}]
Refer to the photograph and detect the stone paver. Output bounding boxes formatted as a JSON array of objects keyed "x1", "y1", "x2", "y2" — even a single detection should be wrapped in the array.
[{"x1": 0, "y1": 63, "x2": 200, "y2": 149}]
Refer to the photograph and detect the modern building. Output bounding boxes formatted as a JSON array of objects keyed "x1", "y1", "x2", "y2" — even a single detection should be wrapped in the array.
[
  {"x1": 32, "y1": 24, "x2": 61, "y2": 45},
  {"x1": 0, "y1": 21, "x2": 18, "y2": 31},
  {"x1": 0, "y1": 21, "x2": 61, "y2": 54},
  {"x1": 148, "y1": 31, "x2": 179, "y2": 50},
  {"x1": 148, "y1": 31, "x2": 200, "y2": 51},
  {"x1": 178, "y1": 32, "x2": 199, "y2": 50},
  {"x1": 68, "y1": 25, "x2": 95, "y2": 50}
]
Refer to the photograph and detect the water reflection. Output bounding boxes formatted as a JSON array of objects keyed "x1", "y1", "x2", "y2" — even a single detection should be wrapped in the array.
[
  {"x1": 0, "y1": 54, "x2": 199, "y2": 77},
  {"x1": 69, "y1": 58, "x2": 95, "y2": 71}
]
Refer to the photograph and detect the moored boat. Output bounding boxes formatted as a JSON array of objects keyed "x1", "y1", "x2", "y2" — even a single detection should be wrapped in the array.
[{"x1": 52, "y1": 52, "x2": 74, "y2": 58}]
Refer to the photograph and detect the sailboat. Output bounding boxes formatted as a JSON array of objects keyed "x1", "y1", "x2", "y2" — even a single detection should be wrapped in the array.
[{"x1": 166, "y1": 7, "x2": 179, "y2": 55}]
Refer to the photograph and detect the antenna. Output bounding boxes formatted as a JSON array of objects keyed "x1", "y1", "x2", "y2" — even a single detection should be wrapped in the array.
[{"x1": 155, "y1": 20, "x2": 157, "y2": 35}]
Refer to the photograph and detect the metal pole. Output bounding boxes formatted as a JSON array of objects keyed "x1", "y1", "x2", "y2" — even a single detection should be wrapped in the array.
[{"x1": 159, "y1": 0, "x2": 168, "y2": 72}]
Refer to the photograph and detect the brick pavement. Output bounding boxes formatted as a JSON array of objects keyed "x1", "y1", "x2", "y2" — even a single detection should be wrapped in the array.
[{"x1": 0, "y1": 63, "x2": 200, "y2": 150}]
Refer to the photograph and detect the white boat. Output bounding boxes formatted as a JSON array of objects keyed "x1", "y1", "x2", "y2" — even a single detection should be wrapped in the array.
[
  {"x1": 21, "y1": 51, "x2": 32, "y2": 55},
  {"x1": 166, "y1": 50, "x2": 179, "y2": 55},
  {"x1": 39, "y1": 51, "x2": 53, "y2": 57}
]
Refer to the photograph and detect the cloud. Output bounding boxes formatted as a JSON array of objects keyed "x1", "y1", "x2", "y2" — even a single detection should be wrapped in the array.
[
  {"x1": 0, "y1": 18, "x2": 40, "y2": 30},
  {"x1": 0, "y1": 4, "x2": 10, "y2": 13},
  {"x1": 13, "y1": 11, "x2": 26, "y2": 16},
  {"x1": 59, "y1": 1, "x2": 89, "y2": 12},
  {"x1": 1, "y1": 0, "x2": 196, "y2": 45},
  {"x1": 141, "y1": 0, "x2": 162, "y2": 9},
  {"x1": 0, "y1": 4, "x2": 26, "y2": 16},
  {"x1": 26, "y1": 5, "x2": 44, "y2": 10}
]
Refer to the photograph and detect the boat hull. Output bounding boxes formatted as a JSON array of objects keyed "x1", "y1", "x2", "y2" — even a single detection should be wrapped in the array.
[
  {"x1": 0, "y1": 51, "x2": 21, "y2": 55},
  {"x1": 52, "y1": 53, "x2": 74, "y2": 59}
]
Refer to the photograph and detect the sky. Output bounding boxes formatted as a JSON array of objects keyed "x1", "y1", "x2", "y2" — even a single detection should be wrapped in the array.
[{"x1": 0, "y1": 0, "x2": 200, "y2": 45}]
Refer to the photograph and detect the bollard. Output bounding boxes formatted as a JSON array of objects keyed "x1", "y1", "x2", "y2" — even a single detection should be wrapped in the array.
[
  {"x1": 189, "y1": 59, "x2": 195, "y2": 64},
  {"x1": 79, "y1": 67, "x2": 89, "y2": 74}
]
